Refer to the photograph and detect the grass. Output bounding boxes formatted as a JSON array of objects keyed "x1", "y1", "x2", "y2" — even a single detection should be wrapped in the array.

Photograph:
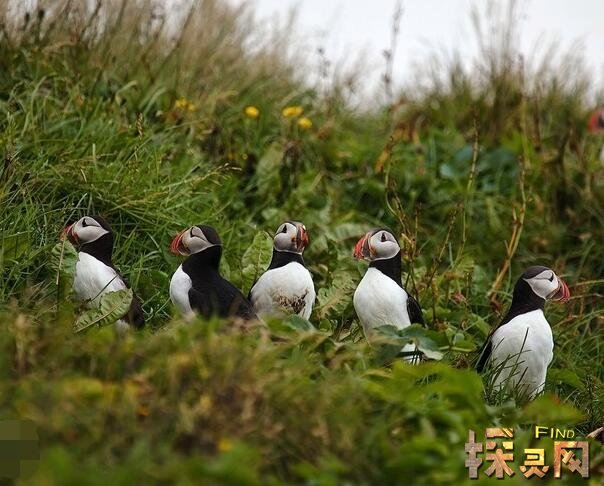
[{"x1": 0, "y1": 0, "x2": 603, "y2": 483}]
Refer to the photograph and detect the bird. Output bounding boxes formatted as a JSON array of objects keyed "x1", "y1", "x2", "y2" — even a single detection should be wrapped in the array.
[
  {"x1": 62, "y1": 215, "x2": 145, "y2": 332},
  {"x1": 352, "y1": 228, "x2": 424, "y2": 362},
  {"x1": 249, "y1": 221, "x2": 315, "y2": 319},
  {"x1": 476, "y1": 265, "x2": 570, "y2": 399},
  {"x1": 169, "y1": 224, "x2": 255, "y2": 320}
]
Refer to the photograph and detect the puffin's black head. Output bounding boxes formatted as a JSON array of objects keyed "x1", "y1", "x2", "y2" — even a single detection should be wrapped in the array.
[
  {"x1": 170, "y1": 224, "x2": 222, "y2": 256},
  {"x1": 63, "y1": 215, "x2": 113, "y2": 248},
  {"x1": 353, "y1": 227, "x2": 400, "y2": 261},
  {"x1": 514, "y1": 265, "x2": 570, "y2": 303},
  {"x1": 273, "y1": 221, "x2": 309, "y2": 254}
]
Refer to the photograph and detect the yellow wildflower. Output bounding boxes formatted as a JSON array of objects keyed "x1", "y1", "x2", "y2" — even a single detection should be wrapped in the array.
[
  {"x1": 297, "y1": 117, "x2": 312, "y2": 130},
  {"x1": 218, "y1": 438, "x2": 233, "y2": 452},
  {"x1": 282, "y1": 105, "x2": 303, "y2": 118},
  {"x1": 244, "y1": 105, "x2": 260, "y2": 119},
  {"x1": 175, "y1": 97, "x2": 196, "y2": 112}
]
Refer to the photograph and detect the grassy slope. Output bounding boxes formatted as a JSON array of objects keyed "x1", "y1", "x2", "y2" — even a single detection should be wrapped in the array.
[{"x1": 0, "y1": 1, "x2": 602, "y2": 483}]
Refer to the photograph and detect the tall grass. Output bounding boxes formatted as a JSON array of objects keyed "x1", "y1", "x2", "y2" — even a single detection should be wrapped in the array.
[{"x1": 0, "y1": 0, "x2": 602, "y2": 482}]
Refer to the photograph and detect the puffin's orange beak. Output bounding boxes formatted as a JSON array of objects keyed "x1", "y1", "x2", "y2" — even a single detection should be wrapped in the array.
[
  {"x1": 353, "y1": 233, "x2": 371, "y2": 260},
  {"x1": 550, "y1": 277, "x2": 570, "y2": 303},
  {"x1": 61, "y1": 223, "x2": 76, "y2": 243},
  {"x1": 296, "y1": 225, "x2": 309, "y2": 252},
  {"x1": 588, "y1": 109, "x2": 603, "y2": 133},
  {"x1": 170, "y1": 231, "x2": 187, "y2": 256}
]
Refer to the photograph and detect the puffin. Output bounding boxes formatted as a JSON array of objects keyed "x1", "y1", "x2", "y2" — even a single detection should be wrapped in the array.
[
  {"x1": 169, "y1": 224, "x2": 255, "y2": 320},
  {"x1": 249, "y1": 221, "x2": 315, "y2": 319},
  {"x1": 588, "y1": 106, "x2": 604, "y2": 166},
  {"x1": 476, "y1": 266, "x2": 570, "y2": 399},
  {"x1": 63, "y1": 215, "x2": 145, "y2": 332},
  {"x1": 352, "y1": 228, "x2": 424, "y2": 361}
]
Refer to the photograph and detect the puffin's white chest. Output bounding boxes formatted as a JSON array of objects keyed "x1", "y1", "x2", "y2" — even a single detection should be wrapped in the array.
[
  {"x1": 250, "y1": 262, "x2": 315, "y2": 319},
  {"x1": 73, "y1": 252, "x2": 125, "y2": 307},
  {"x1": 353, "y1": 267, "x2": 410, "y2": 336},
  {"x1": 170, "y1": 265, "x2": 193, "y2": 316},
  {"x1": 490, "y1": 309, "x2": 554, "y2": 397}
]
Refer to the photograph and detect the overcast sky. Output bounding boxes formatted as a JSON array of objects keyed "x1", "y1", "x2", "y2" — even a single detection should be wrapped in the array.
[{"x1": 247, "y1": 0, "x2": 604, "y2": 100}]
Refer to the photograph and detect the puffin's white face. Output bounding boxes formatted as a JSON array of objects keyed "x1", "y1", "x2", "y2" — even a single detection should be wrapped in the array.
[
  {"x1": 66, "y1": 216, "x2": 109, "y2": 244},
  {"x1": 523, "y1": 268, "x2": 570, "y2": 301},
  {"x1": 354, "y1": 229, "x2": 400, "y2": 261},
  {"x1": 170, "y1": 226, "x2": 220, "y2": 256},
  {"x1": 273, "y1": 221, "x2": 309, "y2": 254}
]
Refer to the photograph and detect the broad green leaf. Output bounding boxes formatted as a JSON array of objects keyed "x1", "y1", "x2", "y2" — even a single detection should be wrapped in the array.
[
  {"x1": 265, "y1": 314, "x2": 316, "y2": 335},
  {"x1": 325, "y1": 222, "x2": 367, "y2": 242},
  {"x1": 283, "y1": 315, "x2": 316, "y2": 332},
  {"x1": 0, "y1": 232, "x2": 31, "y2": 263},
  {"x1": 520, "y1": 395, "x2": 584, "y2": 425},
  {"x1": 396, "y1": 325, "x2": 444, "y2": 360},
  {"x1": 548, "y1": 368, "x2": 584, "y2": 390},
  {"x1": 221, "y1": 257, "x2": 232, "y2": 282},
  {"x1": 50, "y1": 240, "x2": 79, "y2": 298},
  {"x1": 254, "y1": 142, "x2": 282, "y2": 198},
  {"x1": 449, "y1": 337, "x2": 477, "y2": 352},
  {"x1": 241, "y1": 231, "x2": 273, "y2": 292},
  {"x1": 373, "y1": 324, "x2": 444, "y2": 361},
  {"x1": 73, "y1": 288, "x2": 133, "y2": 333}
]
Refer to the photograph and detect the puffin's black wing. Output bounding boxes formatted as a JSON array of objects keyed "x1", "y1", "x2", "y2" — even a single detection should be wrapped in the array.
[
  {"x1": 188, "y1": 287, "x2": 213, "y2": 319},
  {"x1": 124, "y1": 293, "x2": 145, "y2": 329},
  {"x1": 407, "y1": 294, "x2": 424, "y2": 325},
  {"x1": 475, "y1": 311, "x2": 516, "y2": 372},
  {"x1": 476, "y1": 337, "x2": 492, "y2": 372},
  {"x1": 401, "y1": 294, "x2": 425, "y2": 363},
  {"x1": 189, "y1": 277, "x2": 256, "y2": 320},
  {"x1": 220, "y1": 278, "x2": 255, "y2": 319},
  {"x1": 231, "y1": 291, "x2": 256, "y2": 320},
  {"x1": 216, "y1": 276, "x2": 256, "y2": 319}
]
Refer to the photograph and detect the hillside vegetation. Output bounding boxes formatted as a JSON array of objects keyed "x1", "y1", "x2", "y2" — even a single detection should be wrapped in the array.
[{"x1": 0, "y1": 1, "x2": 602, "y2": 483}]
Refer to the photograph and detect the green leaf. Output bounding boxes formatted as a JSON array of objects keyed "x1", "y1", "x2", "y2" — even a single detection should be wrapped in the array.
[
  {"x1": 73, "y1": 289, "x2": 133, "y2": 333},
  {"x1": 548, "y1": 368, "x2": 584, "y2": 390},
  {"x1": 473, "y1": 315, "x2": 491, "y2": 337},
  {"x1": 240, "y1": 231, "x2": 273, "y2": 293},
  {"x1": 449, "y1": 337, "x2": 477, "y2": 352},
  {"x1": 520, "y1": 395, "x2": 584, "y2": 425},
  {"x1": 325, "y1": 222, "x2": 367, "y2": 242},
  {"x1": 50, "y1": 240, "x2": 79, "y2": 298},
  {"x1": 316, "y1": 271, "x2": 355, "y2": 319},
  {"x1": 283, "y1": 315, "x2": 316, "y2": 332},
  {"x1": 221, "y1": 257, "x2": 232, "y2": 282},
  {"x1": 373, "y1": 324, "x2": 444, "y2": 361},
  {"x1": 1, "y1": 232, "x2": 31, "y2": 263},
  {"x1": 397, "y1": 325, "x2": 444, "y2": 360},
  {"x1": 254, "y1": 142, "x2": 283, "y2": 198},
  {"x1": 266, "y1": 314, "x2": 316, "y2": 335}
]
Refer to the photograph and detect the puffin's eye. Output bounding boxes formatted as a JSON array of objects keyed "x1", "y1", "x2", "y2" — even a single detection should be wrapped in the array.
[
  {"x1": 282, "y1": 226, "x2": 287, "y2": 234},
  {"x1": 548, "y1": 274, "x2": 554, "y2": 282},
  {"x1": 381, "y1": 232, "x2": 386, "y2": 242},
  {"x1": 82, "y1": 219, "x2": 88, "y2": 227}
]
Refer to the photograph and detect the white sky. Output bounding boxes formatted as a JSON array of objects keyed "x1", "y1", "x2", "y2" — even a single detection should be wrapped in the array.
[{"x1": 247, "y1": 0, "x2": 604, "y2": 100}]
